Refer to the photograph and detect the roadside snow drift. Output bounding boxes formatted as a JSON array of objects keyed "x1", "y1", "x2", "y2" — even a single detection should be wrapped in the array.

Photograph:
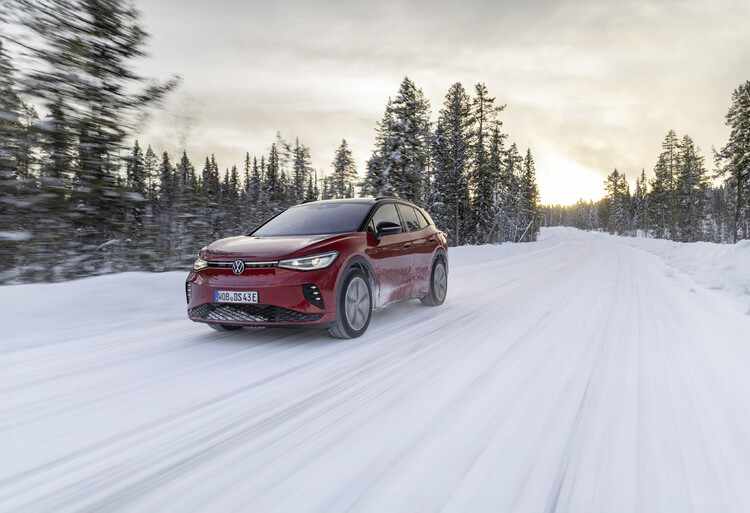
[{"x1": 2, "y1": 227, "x2": 750, "y2": 513}]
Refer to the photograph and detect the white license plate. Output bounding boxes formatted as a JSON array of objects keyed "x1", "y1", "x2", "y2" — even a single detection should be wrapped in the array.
[{"x1": 215, "y1": 290, "x2": 259, "y2": 304}]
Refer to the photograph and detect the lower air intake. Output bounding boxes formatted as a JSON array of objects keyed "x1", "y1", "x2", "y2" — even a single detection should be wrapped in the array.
[{"x1": 189, "y1": 303, "x2": 323, "y2": 323}]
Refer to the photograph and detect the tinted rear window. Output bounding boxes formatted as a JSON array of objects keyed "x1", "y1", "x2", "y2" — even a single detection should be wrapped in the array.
[
  {"x1": 252, "y1": 202, "x2": 372, "y2": 236},
  {"x1": 397, "y1": 204, "x2": 422, "y2": 232}
]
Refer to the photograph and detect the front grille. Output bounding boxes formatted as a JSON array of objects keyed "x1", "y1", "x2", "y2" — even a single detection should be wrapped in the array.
[
  {"x1": 207, "y1": 261, "x2": 278, "y2": 269},
  {"x1": 189, "y1": 303, "x2": 324, "y2": 323},
  {"x1": 302, "y1": 283, "x2": 324, "y2": 309}
]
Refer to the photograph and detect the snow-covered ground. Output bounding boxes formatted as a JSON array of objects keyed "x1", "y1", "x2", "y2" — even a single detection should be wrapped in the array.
[{"x1": 2, "y1": 227, "x2": 750, "y2": 512}]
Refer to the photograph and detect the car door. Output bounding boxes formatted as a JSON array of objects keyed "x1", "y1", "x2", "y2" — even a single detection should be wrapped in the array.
[
  {"x1": 365, "y1": 203, "x2": 414, "y2": 307},
  {"x1": 396, "y1": 203, "x2": 431, "y2": 294}
]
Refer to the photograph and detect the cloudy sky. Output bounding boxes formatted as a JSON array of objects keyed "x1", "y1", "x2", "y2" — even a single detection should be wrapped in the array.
[{"x1": 135, "y1": 0, "x2": 750, "y2": 205}]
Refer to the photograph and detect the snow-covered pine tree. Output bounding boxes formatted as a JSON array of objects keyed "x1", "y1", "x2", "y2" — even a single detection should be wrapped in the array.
[
  {"x1": 648, "y1": 130, "x2": 680, "y2": 239},
  {"x1": 330, "y1": 139, "x2": 358, "y2": 199},
  {"x1": 242, "y1": 152, "x2": 252, "y2": 203},
  {"x1": 291, "y1": 138, "x2": 312, "y2": 203},
  {"x1": 144, "y1": 145, "x2": 158, "y2": 201},
  {"x1": 176, "y1": 151, "x2": 204, "y2": 262},
  {"x1": 430, "y1": 82, "x2": 472, "y2": 245},
  {"x1": 9, "y1": 0, "x2": 177, "y2": 274},
  {"x1": 200, "y1": 155, "x2": 222, "y2": 241},
  {"x1": 361, "y1": 152, "x2": 391, "y2": 198},
  {"x1": 603, "y1": 168, "x2": 630, "y2": 235},
  {"x1": 124, "y1": 141, "x2": 147, "y2": 234},
  {"x1": 469, "y1": 83, "x2": 505, "y2": 244},
  {"x1": 306, "y1": 172, "x2": 318, "y2": 202},
  {"x1": 517, "y1": 148, "x2": 540, "y2": 241},
  {"x1": 155, "y1": 151, "x2": 175, "y2": 259},
  {"x1": 484, "y1": 124, "x2": 507, "y2": 243},
  {"x1": 266, "y1": 143, "x2": 284, "y2": 211},
  {"x1": 497, "y1": 142, "x2": 523, "y2": 242},
  {"x1": 674, "y1": 135, "x2": 708, "y2": 242},
  {"x1": 632, "y1": 169, "x2": 649, "y2": 235},
  {"x1": 716, "y1": 80, "x2": 750, "y2": 242},
  {"x1": 361, "y1": 77, "x2": 430, "y2": 202}
]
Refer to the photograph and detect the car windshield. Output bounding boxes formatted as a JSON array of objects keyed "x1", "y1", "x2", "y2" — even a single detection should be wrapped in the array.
[{"x1": 251, "y1": 202, "x2": 373, "y2": 236}]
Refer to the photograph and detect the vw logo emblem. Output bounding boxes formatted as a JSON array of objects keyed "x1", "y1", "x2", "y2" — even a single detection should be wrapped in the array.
[{"x1": 232, "y1": 259, "x2": 245, "y2": 275}]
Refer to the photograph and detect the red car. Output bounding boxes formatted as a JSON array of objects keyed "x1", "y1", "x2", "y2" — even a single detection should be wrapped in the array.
[{"x1": 186, "y1": 197, "x2": 448, "y2": 338}]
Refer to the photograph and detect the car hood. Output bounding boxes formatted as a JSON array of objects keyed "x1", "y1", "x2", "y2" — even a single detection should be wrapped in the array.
[{"x1": 204, "y1": 234, "x2": 349, "y2": 261}]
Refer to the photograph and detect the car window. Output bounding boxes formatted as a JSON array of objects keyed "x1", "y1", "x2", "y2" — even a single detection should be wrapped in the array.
[
  {"x1": 397, "y1": 204, "x2": 421, "y2": 232},
  {"x1": 252, "y1": 202, "x2": 372, "y2": 236},
  {"x1": 415, "y1": 208, "x2": 430, "y2": 230},
  {"x1": 368, "y1": 203, "x2": 401, "y2": 234},
  {"x1": 418, "y1": 207, "x2": 435, "y2": 226}
]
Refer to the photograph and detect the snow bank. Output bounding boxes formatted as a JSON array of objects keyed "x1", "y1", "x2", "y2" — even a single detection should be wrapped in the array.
[
  {"x1": 1, "y1": 271, "x2": 188, "y2": 350},
  {"x1": 591, "y1": 230, "x2": 750, "y2": 312},
  {"x1": 448, "y1": 229, "x2": 560, "y2": 268}
]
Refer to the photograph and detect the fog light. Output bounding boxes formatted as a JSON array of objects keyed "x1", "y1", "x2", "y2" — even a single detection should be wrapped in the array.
[{"x1": 302, "y1": 283, "x2": 324, "y2": 309}]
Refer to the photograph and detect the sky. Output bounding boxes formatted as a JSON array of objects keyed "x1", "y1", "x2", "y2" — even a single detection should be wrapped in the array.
[{"x1": 134, "y1": 0, "x2": 750, "y2": 205}]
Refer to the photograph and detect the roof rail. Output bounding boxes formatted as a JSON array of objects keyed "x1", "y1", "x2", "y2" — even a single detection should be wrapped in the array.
[{"x1": 375, "y1": 195, "x2": 398, "y2": 201}]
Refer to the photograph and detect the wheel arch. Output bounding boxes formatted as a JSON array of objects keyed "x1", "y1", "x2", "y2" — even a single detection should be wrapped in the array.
[
  {"x1": 432, "y1": 248, "x2": 448, "y2": 273},
  {"x1": 339, "y1": 256, "x2": 377, "y2": 300}
]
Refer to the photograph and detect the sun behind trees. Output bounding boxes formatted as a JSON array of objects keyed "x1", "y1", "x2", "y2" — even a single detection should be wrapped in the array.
[{"x1": 544, "y1": 81, "x2": 750, "y2": 244}]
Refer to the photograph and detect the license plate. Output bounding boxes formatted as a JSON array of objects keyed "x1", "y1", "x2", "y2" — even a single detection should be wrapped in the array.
[{"x1": 215, "y1": 290, "x2": 259, "y2": 304}]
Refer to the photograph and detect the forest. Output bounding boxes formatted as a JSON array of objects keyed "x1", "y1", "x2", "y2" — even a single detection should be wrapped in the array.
[
  {"x1": 1, "y1": 0, "x2": 748, "y2": 285},
  {"x1": 0, "y1": 0, "x2": 539, "y2": 283}
]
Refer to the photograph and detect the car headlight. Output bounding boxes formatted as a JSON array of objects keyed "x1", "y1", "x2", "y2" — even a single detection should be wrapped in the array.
[
  {"x1": 193, "y1": 256, "x2": 208, "y2": 271},
  {"x1": 278, "y1": 251, "x2": 338, "y2": 271}
]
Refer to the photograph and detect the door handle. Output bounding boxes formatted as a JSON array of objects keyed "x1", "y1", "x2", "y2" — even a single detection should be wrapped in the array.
[{"x1": 404, "y1": 243, "x2": 412, "y2": 248}]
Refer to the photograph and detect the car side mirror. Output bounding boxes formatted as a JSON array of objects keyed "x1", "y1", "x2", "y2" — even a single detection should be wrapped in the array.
[{"x1": 375, "y1": 220, "x2": 402, "y2": 239}]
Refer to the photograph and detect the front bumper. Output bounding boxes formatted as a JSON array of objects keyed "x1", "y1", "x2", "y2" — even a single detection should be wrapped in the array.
[{"x1": 186, "y1": 264, "x2": 338, "y2": 327}]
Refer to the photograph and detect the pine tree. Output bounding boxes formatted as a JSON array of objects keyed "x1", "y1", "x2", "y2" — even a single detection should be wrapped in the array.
[
  {"x1": 430, "y1": 82, "x2": 472, "y2": 245},
  {"x1": 649, "y1": 130, "x2": 680, "y2": 239},
  {"x1": 247, "y1": 156, "x2": 265, "y2": 227},
  {"x1": 291, "y1": 138, "x2": 312, "y2": 203},
  {"x1": 716, "y1": 80, "x2": 750, "y2": 242},
  {"x1": 469, "y1": 83, "x2": 505, "y2": 244},
  {"x1": 497, "y1": 142, "x2": 523, "y2": 242},
  {"x1": 330, "y1": 139, "x2": 358, "y2": 198},
  {"x1": 361, "y1": 77, "x2": 430, "y2": 202},
  {"x1": 155, "y1": 151, "x2": 175, "y2": 258},
  {"x1": 124, "y1": 141, "x2": 147, "y2": 234},
  {"x1": 632, "y1": 169, "x2": 649, "y2": 235},
  {"x1": 674, "y1": 135, "x2": 708, "y2": 242},
  {"x1": 517, "y1": 148, "x2": 540, "y2": 241},
  {"x1": 144, "y1": 145, "x2": 158, "y2": 201},
  {"x1": 484, "y1": 125, "x2": 507, "y2": 243},
  {"x1": 603, "y1": 169, "x2": 630, "y2": 235},
  {"x1": 266, "y1": 143, "x2": 283, "y2": 209}
]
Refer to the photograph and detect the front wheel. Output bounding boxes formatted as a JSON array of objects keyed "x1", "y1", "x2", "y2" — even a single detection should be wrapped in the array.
[
  {"x1": 329, "y1": 269, "x2": 372, "y2": 339},
  {"x1": 421, "y1": 258, "x2": 447, "y2": 306}
]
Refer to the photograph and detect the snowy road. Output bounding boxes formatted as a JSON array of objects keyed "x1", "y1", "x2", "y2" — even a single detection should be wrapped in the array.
[{"x1": 3, "y1": 227, "x2": 750, "y2": 512}]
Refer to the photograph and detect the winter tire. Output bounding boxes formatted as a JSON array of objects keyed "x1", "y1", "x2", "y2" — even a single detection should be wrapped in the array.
[
  {"x1": 329, "y1": 269, "x2": 372, "y2": 339},
  {"x1": 421, "y1": 257, "x2": 447, "y2": 306}
]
